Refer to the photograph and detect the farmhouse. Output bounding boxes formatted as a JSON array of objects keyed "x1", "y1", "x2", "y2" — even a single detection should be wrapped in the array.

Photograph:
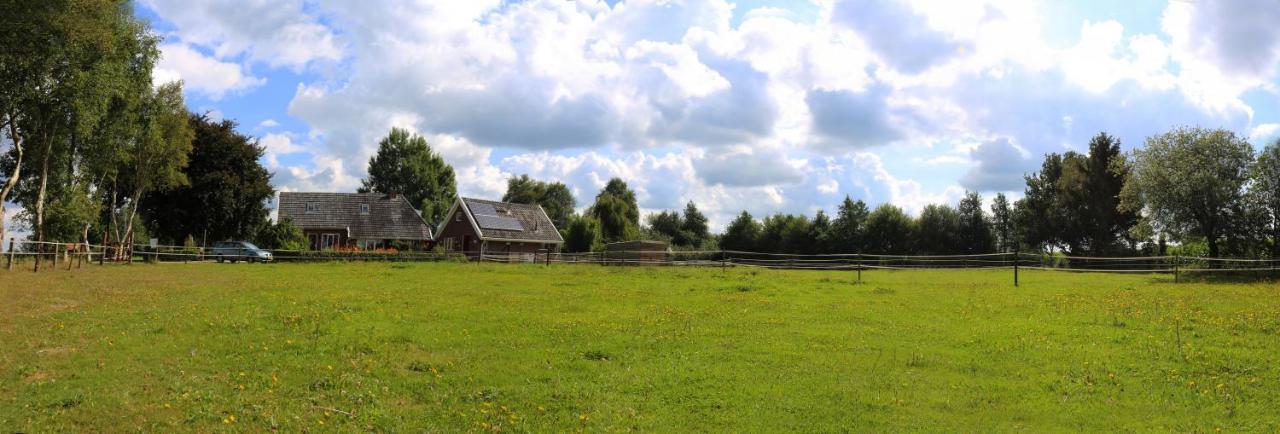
[
  {"x1": 277, "y1": 192, "x2": 433, "y2": 250},
  {"x1": 435, "y1": 197, "x2": 564, "y2": 260}
]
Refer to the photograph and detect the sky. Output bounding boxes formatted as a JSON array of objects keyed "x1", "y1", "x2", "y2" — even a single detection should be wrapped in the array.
[{"x1": 88, "y1": 0, "x2": 1280, "y2": 232}]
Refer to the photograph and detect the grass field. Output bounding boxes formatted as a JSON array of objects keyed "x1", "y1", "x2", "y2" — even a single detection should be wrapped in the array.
[{"x1": 2, "y1": 262, "x2": 1279, "y2": 432}]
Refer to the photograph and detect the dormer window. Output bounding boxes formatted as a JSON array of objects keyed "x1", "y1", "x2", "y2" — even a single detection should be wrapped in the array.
[
  {"x1": 359, "y1": 203, "x2": 370, "y2": 215},
  {"x1": 306, "y1": 202, "x2": 320, "y2": 213}
]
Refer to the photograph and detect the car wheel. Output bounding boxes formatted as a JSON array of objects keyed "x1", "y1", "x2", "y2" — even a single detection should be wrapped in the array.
[{"x1": 216, "y1": 256, "x2": 224, "y2": 263}]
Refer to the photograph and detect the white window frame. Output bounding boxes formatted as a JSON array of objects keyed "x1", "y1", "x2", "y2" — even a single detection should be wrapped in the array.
[
  {"x1": 360, "y1": 203, "x2": 370, "y2": 215},
  {"x1": 320, "y1": 233, "x2": 339, "y2": 250},
  {"x1": 306, "y1": 202, "x2": 320, "y2": 213}
]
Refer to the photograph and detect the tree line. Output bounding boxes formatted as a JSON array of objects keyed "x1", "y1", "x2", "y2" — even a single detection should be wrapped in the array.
[{"x1": 543, "y1": 129, "x2": 1280, "y2": 259}]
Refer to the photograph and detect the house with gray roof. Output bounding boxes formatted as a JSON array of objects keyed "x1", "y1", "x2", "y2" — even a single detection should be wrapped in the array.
[
  {"x1": 277, "y1": 192, "x2": 433, "y2": 250},
  {"x1": 435, "y1": 197, "x2": 564, "y2": 260}
]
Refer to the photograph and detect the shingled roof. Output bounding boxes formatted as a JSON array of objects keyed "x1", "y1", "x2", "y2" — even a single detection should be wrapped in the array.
[
  {"x1": 450, "y1": 197, "x2": 564, "y2": 243},
  {"x1": 278, "y1": 192, "x2": 432, "y2": 240}
]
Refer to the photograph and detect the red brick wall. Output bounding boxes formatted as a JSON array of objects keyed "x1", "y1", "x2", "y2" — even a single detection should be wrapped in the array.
[{"x1": 436, "y1": 214, "x2": 481, "y2": 255}]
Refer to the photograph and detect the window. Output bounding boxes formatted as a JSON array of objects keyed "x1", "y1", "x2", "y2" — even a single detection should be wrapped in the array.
[
  {"x1": 320, "y1": 233, "x2": 339, "y2": 250},
  {"x1": 455, "y1": 212, "x2": 462, "y2": 222},
  {"x1": 306, "y1": 202, "x2": 320, "y2": 213},
  {"x1": 360, "y1": 203, "x2": 370, "y2": 215}
]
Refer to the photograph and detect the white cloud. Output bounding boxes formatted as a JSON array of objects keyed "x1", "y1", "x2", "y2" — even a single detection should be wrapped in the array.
[
  {"x1": 1251, "y1": 123, "x2": 1280, "y2": 144},
  {"x1": 154, "y1": 43, "x2": 264, "y2": 99},
  {"x1": 258, "y1": 119, "x2": 280, "y2": 129},
  {"x1": 258, "y1": 133, "x2": 306, "y2": 168},
  {"x1": 140, "y1": 0, "x2": 341, "y2": 70},
  {"x1": 141, "y1": 0, "x2": 1280, "y2": 230}
]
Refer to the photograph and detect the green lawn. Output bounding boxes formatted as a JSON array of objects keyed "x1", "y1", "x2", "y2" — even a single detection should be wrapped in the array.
[{"x1": 2, "y1": 262, "x2": 1278, "y2": 432}]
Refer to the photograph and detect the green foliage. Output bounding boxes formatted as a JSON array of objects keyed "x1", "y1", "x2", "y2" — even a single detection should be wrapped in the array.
[
  {"x1": 359, "y1": 128, "x2": 457, "y2": 225},
  {"x1": 563, "y1": 215, "x2": 602, "y2": 253},
  {"x1": 864, "y1": 204, "x2": 912, "y2": 254},
  {"x1": 808, "y1": 210, "x2": 832, "y2": 254},
  {"x1": 0, "y1": 0, "x2": 159, "y2": 245},
  {"x1": 645, "y1": 210, "x2": 682, "y2": 242},
  {"x1": 255, "y1": 218, "x2": 307, "y2": 251},
  {"x1": 1015, "y1": 133, "x2": 1139, "y2": 255},
  {"x1": 1249, "y1": 139, "x2": 1280, "y2": 258},
  {"x1": 913, "y1": 204, "x2": 960, "y2": 255},
  {"x1": 758, "y1": 213, "x2": 811, "y2": 254},
  {"x1": 645, "y1": 202, "x2": 710, "y2": 248},
  {"x1": 830, "y1": 196, "x2": 870, "y2": 253},
  {"x1": 719, "y1": 211, "x2": 760, "y2": 252},
  {"x1": 679, "y1": 202, "x2": 709, "y2": 247},
  {"x1": 502, "y1": 174, "x2": 576, "y2": 229},
  {"x1": 990, "y1": 193, "x2": 1013, "y2": 252},
  {"x1": 957, "y1": 191, "x2": 994, "y2": 254},
  {"x1": 588, "y1": 178, "x2": 639, "y2": 243},
  {"x1": 140, "y1": 114, "x2": 273, "y2": 244},
  {"x1": 1121, "y1": 127, "x2": 1254, "y2": 258}
]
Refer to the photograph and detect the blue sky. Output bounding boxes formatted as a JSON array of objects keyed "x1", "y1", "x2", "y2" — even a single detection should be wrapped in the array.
[{"x1": 125, "y1": 0, "x2": 1280, "y2": 230}]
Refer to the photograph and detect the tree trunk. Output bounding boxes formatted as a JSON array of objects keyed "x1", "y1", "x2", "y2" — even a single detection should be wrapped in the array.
[
  {"x1": 0, "y1": 117, "x2": 24, "y2": 247},
  {"x1": 122, "y1": 187, "x2": 143, "y2": 263},
  {"x1": 1206, "y1": 225, "x2": 1220, "y2": 260},
  {"x1": 34, "y1": 139, "x2": 51, "y2": 272}
]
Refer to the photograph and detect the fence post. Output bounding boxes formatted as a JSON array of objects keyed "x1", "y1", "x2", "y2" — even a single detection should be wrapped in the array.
[
  {"x1": 1174, "y1": 255, "x2": 1180, "y2": 283},
  {"x1": 6, "y1": 238, "x2": 13, "y2": 271},
  {"x1": 66, "y1": 244, "x2": 73, "y2": 271},
  {"x1": 1013, "y1": 249, "x2": 1019, "y2": 287},
  {"x1": 721, "y1": 251, "x2": 726, "y2": 271},
  {"x1": 856, "y1": 253, "x2": 862, "y2": 284}
]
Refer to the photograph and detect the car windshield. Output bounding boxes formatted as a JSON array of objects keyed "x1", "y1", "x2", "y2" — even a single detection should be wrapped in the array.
[{"x1": 241, "y1": 242, "x2": 260, "y2": 250}]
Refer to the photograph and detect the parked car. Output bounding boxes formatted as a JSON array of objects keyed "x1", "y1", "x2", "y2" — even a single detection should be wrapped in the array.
[{"x1": 210, "y1": 241, "x2": 273, "y2": 263}]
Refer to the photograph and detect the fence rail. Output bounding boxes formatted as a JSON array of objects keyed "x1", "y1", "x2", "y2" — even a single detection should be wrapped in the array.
[{"x1": 5, "y1": 238, "x2": 1279, "y2": 284}]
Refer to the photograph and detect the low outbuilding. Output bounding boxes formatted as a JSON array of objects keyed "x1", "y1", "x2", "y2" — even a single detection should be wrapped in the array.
[{"x1": 603, "y1": 240, "x2": 670, "y2": 265}]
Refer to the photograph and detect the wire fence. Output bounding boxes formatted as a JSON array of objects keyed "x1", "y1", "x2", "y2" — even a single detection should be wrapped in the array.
[{"x1": 4, "y1": 238, "x2": 1279, "y2": 283}]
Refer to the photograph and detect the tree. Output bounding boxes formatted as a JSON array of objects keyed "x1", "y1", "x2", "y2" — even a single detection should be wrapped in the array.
[
  {"x1": 502, "y1": 174, "x2": 576, "y2": 229},
  {"x1": 1015, "y1": 154, "x2": 1067, "y2": 252},
  {"x1": 502, "y1": 174, "x2": 543, "y2": 204},
  {"x1": 913, "y1": 204, "x2": 960, "y2": 255},
  {"x1": 645, "y1": 210, "x2": 682, "y2": 241},
  {"x1": 0, "y1": 0, "x2": 153, "y2": 262},
  {"x1": 359, "y1": 128, "x2": 457, "y2": 225},
  {"x1": 540, "y1": 183, "x2": 575, "y2": 229},
  {"x1": 1080, "y1": 133, "x2": 1138, "y2": 254},
  {"x1": 990, "y1": 193, "x2": 1013, "y2": 252},
  {"x1": 759, "y1": 214, "x2": 811, "y2": 254},
  {"x1": 679, "y1": 201, "x2": 709, "y2": 248},
  {"x1": 118, "y1": 82, "x2": 194, "y2": 254},
  {"x1": 808, "y1": 210, "x2": 832, "y2": 254},
  {"x1": 563, "y1": 215, "x2": 602, "y2": 253},
  {"x1": 720, "y1": 211, "x2": 760, "y2": 252},
  {"x1": 830, "y1": 196, "x2": 869, "y2": 253},
  {"x1": 864, "y1": 204, "x2": 912, "y2": 254},
  {"x1": 1121, "y1": 127, "x2": 1254, "y2": 258},
  {"x1": 255, "y1": 217, "x2": 306, "y2": 251},
  {"x1": 1014, "y1": 133, "x2": 1140, "y2": 255},
  {"x1": 956, "y1": 192, "x2": 994, "y2": 254},
  {"x1": 140, "y1": 114, "x2": 273, "y2": 244},
  {"x1": 589, "y1": 178, "x2": 639, "y2": 243},
  {"x1": 1248, "y1": 139, "x2": 1280, "y2": 258}
]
